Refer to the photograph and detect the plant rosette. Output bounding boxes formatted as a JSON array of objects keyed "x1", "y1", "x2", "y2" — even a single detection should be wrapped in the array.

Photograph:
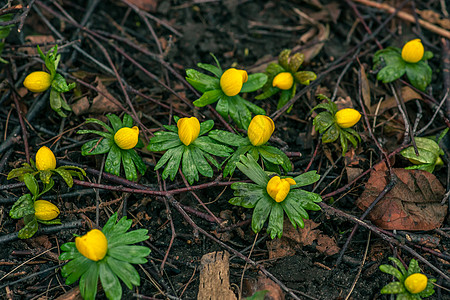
[
  {"x1": 256, "y1": 49, "x2": 317, "y2": 111},
  {"x1": 0, "y1": 14, "x2": 14, "y2": 64},
  {"x1": 373, "y1": 39, "x2": 433, "y2": 91},
  {"x1": 229, "y1": 154, "x2": 321, "y2": 239},
  {"x1": 185, "y1": 54, "x2": 268, "y2": 129},
  {"x1": 23, "y1": 45, "x2": 76, "y2": 117},
  {"x1": 209, "y1": 115, "x2": 291, "y2": 177},
  {"x1": 147, "y1": 116, "x2": 233, "y2": 185},
  {"x1": 379, "y1": 257, "x2": 435, "y2": 299},
  {"x1": 400, "y1": 129, "x2": 447, "y2": 173},
  {"x1": 78, "y1": 113, "x2": 146, "y2": 181},
  {"x1": 59, "y1": 213, "x2": 150, "y2": 300},
  {"x1": 7, "y1": 146, "x2": 86, "y2": 192},
  {"x1": 312, "y1": 95, "x2": 361, "y2": 156}
]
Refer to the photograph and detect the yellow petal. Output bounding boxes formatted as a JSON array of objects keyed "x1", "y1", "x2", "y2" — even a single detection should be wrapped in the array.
[
  {"x1": 272, "y1": 72, "x2": 294, "y2": 90},
  {"x1": 114, "y1": 126, "x2": 139, "y2": 150},
  {"x1": 34, "y1": 200, "x2": 60, "y2": 221},
  {"x1": 177, "y1": 117, "x2": 200, "y2": 146},
  {"x1": 35, "y1": 146, "x2": 56, "y2": 171},
  {"x1": 247, "y1": 115, "x2": 275, "y2": 146},
  {"x1": 401, "y1": 39, "x2": 424, "y2": 63},
  {"x1": 23, "y1": 71, "x2": 52, "y2": 93},
  {"x1": 275, "y1": 180, "x2": 291, "y2": 203},
  {"x1": 335, "y1": 108, "x2": 361, "y2": 128},
  {"x1": 404, "y1": 273, "x2": 428, "y2": 294},
  {"x1": 220, "y1": 68, "x2": 248, "y2": 96},
  {"x1": 284, "y1": 178, "x2": 296, "y2": 185},
  {"x1": 267, "y1": 176, "x2": 281, "y2": 200},
  {"x1": 75, "y1": 229, "x2": 108, "y2": 261}
]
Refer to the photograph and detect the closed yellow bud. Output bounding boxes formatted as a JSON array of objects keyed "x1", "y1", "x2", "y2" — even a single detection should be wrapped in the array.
[
  {"x1": 114, "y1": 126, "x2": 139, "y2": 150},
  {"x1": 401, "y1": 39, "x2": 424, "y2": 63},
  {"x1": 35, "y1": 146, "x2": 56, "y2": 171},
  {"x1": 23, "y1": 71, "x2": 52, "y2": 93},
  {"x1": 404, "y1": 273, "x2": 428, "y2": 294},
  {"x1": 335, "y1": 108, "x2": 361, "y2": 128},
  {"x1": 266, "y1": 176, "x2": 296, "y2": 203},
  {"x1": 177, "y1": 117, "x2": 200, "y2": 146},
  {"x1": 247, "y1": 115, "x2": 275, "y2": 146},
  {"x1": 272, "y1": 72, "x2": 294, "y2": 90},
  {"x1": 75, "y1": 229, "x2": 108, "y2": 261},
  {"x1": 220, "y1": 68, "x2": 248, "y2": 96},
  {"x1": 34, "y1": 200, "x2": 60, "y2": 221}
]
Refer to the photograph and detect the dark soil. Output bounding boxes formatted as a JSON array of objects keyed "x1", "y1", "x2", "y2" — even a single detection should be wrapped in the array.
[{"x1": 1, "y1": 0, "x2": 450, "y2": 299}]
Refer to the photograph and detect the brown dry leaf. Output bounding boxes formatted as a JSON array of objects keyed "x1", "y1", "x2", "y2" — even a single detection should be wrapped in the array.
[
  {"x1": 356, "y1": 163, "x2": 447, "y2": 230},
  {"x1": 23, "y1": 35, "x2": 56, "y2": 55},
  {"x1": 335, "y1": 96, "x2": 354, "y2": 110},
  {"x1": 370, "y1": 86, "x2": 421, "y2": 114},
  {"x1": 360, "y1": 65, "x2": 372, "y2": 113},
  {"x1": 300, "y1": 23, "x2": 330, "y2": 63},
  {"x1": 345, "y1": 148, "x2": 365, "y2": 182},
  {"x1": 127, "y1": 0, "x2": 158, "y2": 12},
  {"x1": 267, "y1": 219, "x2": 339, "y2": 259},
  {"x1": 416, "y1": 9, "x2": 450, "y2": 30}
]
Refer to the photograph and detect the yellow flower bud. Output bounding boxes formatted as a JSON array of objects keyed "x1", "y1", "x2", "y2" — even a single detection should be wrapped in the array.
[
  {"x1": 35, "y1": 146, "x2": 56, "y2": 171},
  {"x1": 177, "y1": 117, "x2": 200, "y2": 146},
  {"x1": 335, "y1": 108, "x2": 361, "y2": 128},
  {"x1": 114, "y1": 126, "x2": 139, "y2": 150},
  {"x1": 266, "y1": 176, "x2": 296, "y2": 203},
  {"x1": 75, "y1": 229, "x2": 108, "y2": 261},
  {"x1": 34, "y1": 200, "x2": 60, "y2": 221},
  {"x1": 401, "y1": 39, "x2": 424, "y2": 63},
  {"x1": 404, "y1": 273, "x2": 428, "y2": 294},
  {"x1": 23, "y1": 71, "x2": 52, "y2": 93},
  {"x1": 247, "y1": 115, "x2": 275, "y2": 146},
  {"x1": 220, "y1": 68, "x2": 248, "y2": 96},
  {"x1": 272, "y1": 72, "x2": 294, "y2": 90}
]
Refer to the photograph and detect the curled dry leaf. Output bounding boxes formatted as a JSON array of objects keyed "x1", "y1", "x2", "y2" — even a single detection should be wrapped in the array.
[
  {"x1": 370, "y1": 86, "x2": 421, "y2": 114},
  {"x1": 356, "y1": 163, "x2": 447, "y2": 230}
]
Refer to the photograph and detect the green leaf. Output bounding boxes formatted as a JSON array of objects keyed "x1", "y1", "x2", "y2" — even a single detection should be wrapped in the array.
[
  {"x1": 223, "y1": 145, "x2": 252, "y2": 177},
  {"x1": 407, "y1": 259, "x2": 421, "y2": 276},
  {"x1": 79, "y1": 261, "x2": 100, "y2": 300},
  {"x1": 81, "y1": 138, "x2": 114, "y2": 156},
  {"x1": 255, "y1": 86, "x2": 279, "y2": 100},
  {"x1": 289, "y1": 53, "x2": 305, "y2": 73},
  {"x1": 377, "y1": 60, "x2": 406, "y2": 83},
  {"x1": 161, "y1": 145, "x2": 183, "y2": 180},
  {"x1": 311, "y1": 98, "x2": 337, "y2": 114},
  {"x1": 108, "y1": 229, "x2": 149, "y2": 248},
  {"x1": 197, "y1": 62, "x2": 222, "y2": 77},
  {"x1": 154, "y1": 146, "x2": 178, "y2": 170},
  {"x1": 422, "y1": 51, "x2": 433, "y2": 60},
  {"x1": 186, "y1": 69, "x2": 220, "y2": 93},
  {"x1": 107, "y1": 114, "x2": 123, "y2": 133},
  {"x1": 322, "y1": 124, "x2": 340, "y2": 143},
  {"x1": 193, "y1": 136, "x2": 233, "y2": 157},
  {"x1": 267, "y1": 203, "x2": 284, "y2": 239},
  {"x1": 108, "y1": 245, "x2": 150, "y2": 264},
  {"x1": 62, "y1": 255, "x2": 93, "y2": 285},
  {"x1": 102, "y1": 213, "x2": 118, "y2": 237},
  {"x1": 388, "y1": 257, "x2": 407, "y2": 275},
  {"x1": 18, "y1": 216, "x2": 38, "y2": 239},
  {"x1": 190, "y1": 146, "x2": 214, "y2": 177},
  {"x1": 51, "y1": 73, "x2": 74, "y2": 93},
  {"x1": 59, "y1": 243, "x2": 82, "y2": 261},
  {"x1": 199, "y1": 120, "x2": 215, "y2": 136},
  {"x1": 379, "y1": 264, "x2": 404, "y2": 281},
  {"x1": 340, "y1": 131, "x2": 348, "y2": 156},
  {"x1": 313, "y1": 111, "x2": 334, "y2": 134},
  {"x1": 208, "y1": 130, "x2": 249, "y2": 147},
  {"x1": 294, "y1": 71, "x2": 317, "y2": 85},
  {"x1": 49, "y1": 90, "x2": 67, "y2": 118},
  {"x1": 278, "y1": 49, "x2": 291, "y2": 70},
  {"x1": 276, "y1": 89, "x2": 292, "y2": 111},
  {"x1": 148, "y1": 131, "x2": 179, "y2": 144},
  {"x1": 251, "y1": 196, "x2": 273, "y2": 233},
  {"x1": 230, "y1": 182, "x2": 265, "y2": 208},
  {"x1": 10, "y1": 194, "x2": 34, "y2": 219},
  {"x1": 7, "y1": 166, "x2": 35, "y2": 181},
  {"x1": 236, "y1": 153, "x2": 269, "y2": 187},
  {"x1": 122, "y1": 114, "x2": 133, "y2": 128},
  {"x1": 53, "y1": 168, "x2": 74, "y2": 187},
  {"x1": 292, "y1": 171, "x2": 320, "y2": 188},
  {"x1": 405, "y1": 61, "x2": 432, "y2": 91},
  {"x1": 241, "y1": 73, "x2": 268, "y2": 93},
  {"x1": 245, "y1": 290, "x2": 269, "y2": 300},
  {"x1": 215, "y1": 95, "x2": 229, "y2": 120},
  {"x1": 38, "y1": 218, "x2": 61, "y2": 225},
  {"x1": 258, "y1": 146, "x2": 292, "y2": 172},
  {"x1": 181, "y1": 147, "x2": 199, "y2": 185},
  {"x1": 99, "y1": 261, "x2": 122, "y2": 300},
  {"x1": 77, "y1": 130, "x2": 113, "y2": 140},
  {"x1": 105, "y1": 144, "x2": 122, "y2": 177},
  {"x1": 281, "y1": 197, "x2": 305, "y2": 229},
  {"x1": 380, "y1": 282, "x2": 406, "y2": 295},
  {"x1": 147, "y1": 138, "x2": 182, "y2": 152},
  {"x1": 129, "y1": 149, "x2": 146, "y2": 175},
  {"x1": 242, "y1": 97, "x2": 266, "y2": 115},
  {"x1": 39, "y1": 170, "x2": 53, "y2": 185},
  {"x1": 193, "y1": 89, "x2": 223, "y2": 107},
  {"x1": 342, "y1": 129, "x2": 358, "y2": 148},
  {"x1": 418, "y1": 279, "x2": 436, "y2": 298},
  {"x1": 24, "y1": 173, "x2": 39, "y2": 197},
  {"x1": 109, "y1": 216, "x2": 133, "y2": 237},
  {"x1": 84, "y1": 118, "x2": 114, "y2": 133},
  {"x1": 202, "y1": 152, "x2": 220, "y2": 170},
  {"x1": 121, "y1": 150, "x2": 137, "y2": 181},
  {"x1": 105, "y1": 256, "x2": 140, "y2": 289},
  {"x1": 373, "y1": 47, "x2": 401, "y2": 68}
]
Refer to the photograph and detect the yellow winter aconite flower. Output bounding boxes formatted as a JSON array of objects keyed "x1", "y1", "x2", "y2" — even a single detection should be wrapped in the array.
[
  {"x1": 34, "y1": 200, "x2": 60, "y2": 221},
  {"x1": 272, "y1": 72, "x2": 294, "y2": 90},
  {"x1": 404, "y1": 273, "x2": 428, "y2": 294},
  {"x1": 335, "y1": 108, "x2": 361, "y2": 128},
  {"x1": 23, "y1": 71, "x2": 52, "y2": 93},
  {"x1": 75, "y1": 229, "x2": 108, "y2": 261},
  {"x1": 35, "y1": 146, "x2": 56, "y2": 171},
  {"x1": 266, "y1": 176, "x2": 296, "y2": 203},
  {"x1": 177, "y1": 117, "x2": 200, "y2": 146},
  {"x1": 114, "y1": 126, "x2": 139, "y2": 150},
  {"x1": 247, "y1": 115, "x2": 275, "y2": 146},
  {"x1": 401, "y1": 39, "x2": 424, "y2": 63},
  {"x1": 220, "y1": 68, "x2": 248, "y2": 96}
]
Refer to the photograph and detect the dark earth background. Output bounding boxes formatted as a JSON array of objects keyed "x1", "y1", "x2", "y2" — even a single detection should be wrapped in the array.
[{"x1": 1, "y1": 0, "x2": 450, "y2": 299}]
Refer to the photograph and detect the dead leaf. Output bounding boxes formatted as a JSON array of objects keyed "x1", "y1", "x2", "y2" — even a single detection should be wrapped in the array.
[
  {"x1": 356, "y1": 163, "x2": 447, "y2": 230},
  {"x1": 127, "y1": 0, "x2": 158, "y2": 12},
  {"x1": 359, "y1": 65, "x2": 372, "y2": 113},
  {"x1": 371, "y1": 86, "x2": 421, "y2": 114},
  {"x1": 416, "y1": 9, "x2": 450, "y2": 30},
  {"x1": 335, "y1": 96, "x2": 354, "y2": 110},
  {"x1": 267, "y1": 219, "x2": 339, "y2": 259},
  {"x1": 22, "y1": 36, "x2": 56, "y2": 55},
  {"x1": 242, "y1": 274, "x2": 284, "y2": 300}
]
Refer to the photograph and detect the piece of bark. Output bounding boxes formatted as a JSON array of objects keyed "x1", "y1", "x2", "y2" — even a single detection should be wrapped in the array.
[
  {"x1": 55, "y1": 287, "x2": 84, "y2": 300},
  {"x1": 198, "y1": 251, "x2": 237, "y2": 300}
]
